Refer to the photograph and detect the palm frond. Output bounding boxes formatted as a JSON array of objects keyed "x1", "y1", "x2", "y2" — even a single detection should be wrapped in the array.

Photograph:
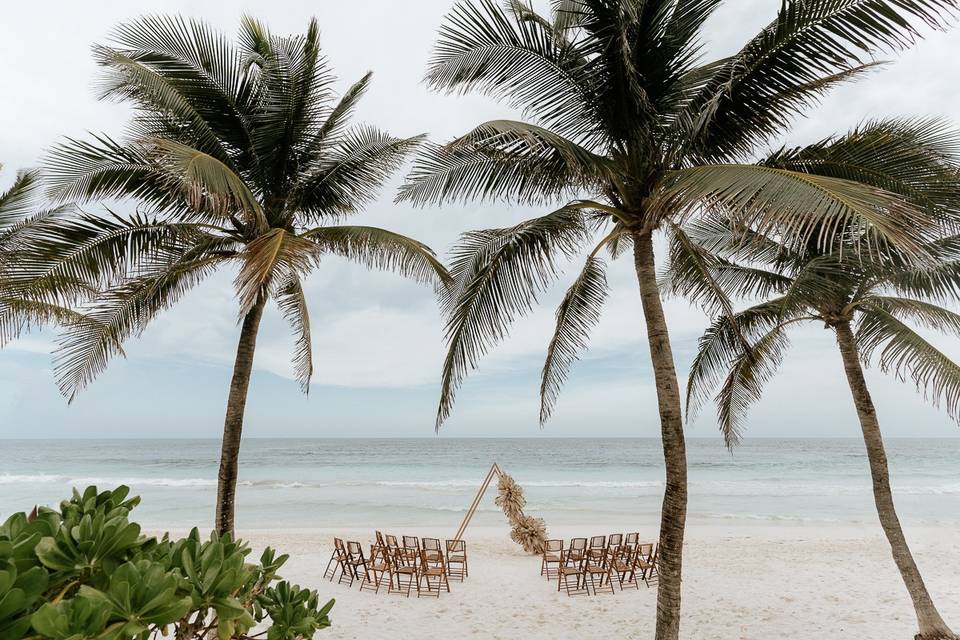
[
  {"x1": 426, "y1": 0, "x2": 605, "y2": 147},
  {"x1": 43, "y1": 135, "x2": 189, "y2": 215},
  {"x1": 302, "y1": 225, "x2": 452, "y2": 287},
  {"x1": 686, "y1": 297, "x2": 805, "y2": 419},
  {"x1": 714, "y1": 321, "x2": 793, "y2": 447},
  {"x1": 98, "y1": 14, "x2": 254, "y2": 157},
  {"x1": 540, "y1": 254, "x2": 608, "y2": 424},
  {"x1": 856, "y1": 306, "x2": 960, "y2": 421},
  {"x1": 0, "y1": 169, "x2": 40, "y2": 226},
  {"x1": 234, "y1": 228, "x2": 318, "y2": 316},
  {"x1": 295, "y1": 127, "x2": 424, "y2": 219},
  {"x1": 0, "y1": 296, "x2": 96, "y2": 348},
  {"x1": 53, "y1": 255, "x2": 221, "y2": 401},
  {"x1": 656, "y1": 164, "x2": 936, "y2": 259},
  {"x1": 147, "y1": 138, "x2": 266, "y2": 227},
  {"x1": 437, "y1": 205, "x2": 591, "y2": 427},
  {"x1": 399, "y1": 136, "x2": 589, "y2": 207},
  {"x1": 687, "y1": 0, "x2": 959, "y2": 159},
  {"x1": 763, "y1": 117, "x2": 960, "y2": 222},
  {"x1": 274, "y1": 274, "x2": 313, "y2": 393}
]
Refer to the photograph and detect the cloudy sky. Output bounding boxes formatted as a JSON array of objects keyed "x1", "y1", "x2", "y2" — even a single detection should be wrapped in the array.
[{"x1": 2, "y1": 1, "x2": 959, "y2": 439}]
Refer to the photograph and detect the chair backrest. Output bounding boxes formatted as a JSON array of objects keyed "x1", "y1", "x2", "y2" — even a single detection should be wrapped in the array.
[
  {"x1": 422, "y1": 537, "x2": 441, "y2": 552},
  {"x1": 375, "y1": 530, "x2": 386, "y2": 547},
  {"x1": 568, "y1": 537, "x2": 587, "y2": 561},
  {"x1": 638, "y1": 543, "x2": 654, "y2": 560},
  {"x1": 347, "y1": 540, "x2": 363, "y2": 559},
  {"x1": 608, "y1": 533, "x2": 623, "y2": 548},
  {"x1": 388, "y1": 546, "x2": 408, "y2": 570},
  {"x1": 545, "y1": 539, "x2": 563, "y2": 553},
  {"x1": 420, "y1": 548, "x2": 443, "y2": 568},
  {"x1": 369, "y1": 545, "x2": 387, "y2": 565},
  {"x1": 446, "y1": 539, "x2": 465, "y2": 553},
  {"x1": 589, "y1": 535, "x2": 606, "y2": 550},
  {"x1": 625, "y1": 532, "x2": 639, "y2": 546},
  {"x1": 385, "y1": 534, "x2": 399, "y2": 549},
  {"x1": 402, "y1": 535, "x2": 420, "y2": 550}
]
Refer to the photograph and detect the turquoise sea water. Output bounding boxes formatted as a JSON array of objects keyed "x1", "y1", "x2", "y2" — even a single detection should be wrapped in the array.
[{"x1": 0, "y1": 438, "x2": 957, "y2": 530}]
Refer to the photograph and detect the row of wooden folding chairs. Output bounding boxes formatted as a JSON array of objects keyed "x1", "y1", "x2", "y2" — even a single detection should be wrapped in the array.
[
  {"x1": 373, "y1": 531, "x2": 468, "y2": 580},
  {"x1": 323, "y1": 534, "x2": 467, "y2": 598},
  {"x1": 541, "y1": 535, "x2": 659, "y2": 596}
]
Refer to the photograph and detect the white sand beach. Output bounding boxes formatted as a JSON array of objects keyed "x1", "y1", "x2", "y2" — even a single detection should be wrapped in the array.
[{"x1": 230, "y1": 523, "x2": 960, "y2": 640}]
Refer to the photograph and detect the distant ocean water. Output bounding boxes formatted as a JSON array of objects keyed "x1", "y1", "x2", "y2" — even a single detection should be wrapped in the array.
[{"x1": 1, "y1": 438, "x2": 957, "y2": 530}]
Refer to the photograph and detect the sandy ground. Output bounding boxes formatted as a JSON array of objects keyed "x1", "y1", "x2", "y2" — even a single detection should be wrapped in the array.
[{"x1": 225, "y1": 523, "x2": 960, "y2": 640}]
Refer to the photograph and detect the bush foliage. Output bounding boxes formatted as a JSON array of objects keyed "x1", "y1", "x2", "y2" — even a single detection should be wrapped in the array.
[{"x1": 0, "y1": 486, "x2": 333, "y2": 640}]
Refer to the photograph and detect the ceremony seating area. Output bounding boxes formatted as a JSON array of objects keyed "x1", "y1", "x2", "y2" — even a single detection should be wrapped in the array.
[
  {"x1": 324, "y1": 531, "x2": 468, "y2": 598},
  {"x1": 542, "y1": 533, "x2": 659, "y2": 596}
]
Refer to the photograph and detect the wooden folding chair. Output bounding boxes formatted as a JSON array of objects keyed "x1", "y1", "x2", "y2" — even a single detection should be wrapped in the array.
[
  {"x1": 417, "y1": 549, "x2": 450, "y2": 597},
  {"x1": 387, "y1": 546, "x2": 418, "y2": 597},
  {"x1": 558, "y1": 538, "x2": 588, "y2": 596},
  {"x1": 638, "y1": 544, "x2": 659, "y2": 587},
  {"x1": 624, "y1": 532, "x2": 639, "y2": 553},
  {"x1": 326, "y1": 538, "x2": 355, "y2": 586},
  {"x1": 445, "y1": 539, "x2": 468, "y2": 581},
  {"x1": 372, "y1": 530, "x2": 386, "y2": 556},
  {"x1": 346, "y1": 541, "x2": 369, "y2": 586},
  {"x1": 323, "y1": 537, "x2": 346, "y2": 582},
  {"x1": 359, "y1": 544, "x2": 391, "y2": 594},
  {"x1": 422, "y1": 537, "x2": 443, "y2": 564},
  {"x1": 401, "y1": 535, "x2": 421, "y2": 566},
  {"x1": 541, "y1": 539, "x2": 563, "y2": 580},
  {"x1": 584, "y1": 542, "x2": 615, "y2": 595},
  {"x1": 611, "y1": 545, "x2": 639, "y2": 590}
]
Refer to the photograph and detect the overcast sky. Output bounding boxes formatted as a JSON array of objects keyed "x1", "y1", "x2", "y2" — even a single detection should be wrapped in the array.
[{"x1": 2, "y1": 0, "x2": 960, "y2": 439}]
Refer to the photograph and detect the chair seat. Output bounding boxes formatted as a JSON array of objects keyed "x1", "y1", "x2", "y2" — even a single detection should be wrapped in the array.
[{"x1": 448, "y1": 554, "x2": 466, "y2": 561}]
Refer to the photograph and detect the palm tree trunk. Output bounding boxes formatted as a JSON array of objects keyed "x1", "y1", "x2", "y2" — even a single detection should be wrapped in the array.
[
  {"x1": 215, "y1": 296, "x2": 267, "y2": 536},
  {"x1": 633, "y1": 231, "x2": 687, "y2": 640},
  {"x1": 834, "y1": 321, "x2": 955, "y2": 640}
]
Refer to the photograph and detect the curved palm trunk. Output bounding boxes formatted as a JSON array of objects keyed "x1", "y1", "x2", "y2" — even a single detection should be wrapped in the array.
[
  {"x1": 633, "y1": 231, "x2": 687, "y2": 640},
  {"x1": 835, "y1": 321, "x2": 956, "y2": 640},
  {"x1": 215, "y1": 296, "x2": 267, "y2": 536}
]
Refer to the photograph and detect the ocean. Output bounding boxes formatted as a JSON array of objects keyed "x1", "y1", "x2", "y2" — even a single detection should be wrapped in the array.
[{"x1": 1, "y1": 438, "x2": 957, "y2": 531}]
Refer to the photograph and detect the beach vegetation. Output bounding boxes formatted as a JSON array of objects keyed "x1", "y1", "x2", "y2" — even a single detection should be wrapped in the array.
[{"x1": 0, "y1": 485, "x2": 334, "y2": 640}]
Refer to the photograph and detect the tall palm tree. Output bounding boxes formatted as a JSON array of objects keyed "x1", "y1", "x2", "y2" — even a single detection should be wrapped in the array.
[
  {"x1": 24, "y1": 16, "x2": 451, "y2": 535},
  {"x1": 0, "y1": 166, "x2": 93, "y2": 343},
  {"x1": 398, "y1": 2, "x2": 957, "y2": 637},
  {"x1": 671, "y1": 119, "x2": 960, "y2": 639}
]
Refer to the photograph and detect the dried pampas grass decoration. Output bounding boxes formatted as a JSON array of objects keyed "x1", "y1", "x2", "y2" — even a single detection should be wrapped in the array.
[
  {"x1": 495, "y1": 473, "x2": 526, "y2": 521},
  {"x1": 510, "y1": 514, "x2": 548, "y2": 555},
  {"x1": 495, "y1": 472, "x2": 547, "y2": 555}
]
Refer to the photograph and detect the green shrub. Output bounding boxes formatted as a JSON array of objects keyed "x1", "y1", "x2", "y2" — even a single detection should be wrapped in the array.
[{"x1": 0, "y1": 486, "x2": 333, "y2": 640}]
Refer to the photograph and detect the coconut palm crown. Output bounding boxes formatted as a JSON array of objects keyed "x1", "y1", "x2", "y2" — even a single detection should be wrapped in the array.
[
  {"x1": 397, "y1": 2, "x2": 959, "y2": 638},
  {"x1": 25, "y1": 16, "x2": 451, "y2": 534},
  {"x1": 670, "y1": 118, "x2": 960, "y2": 640}
]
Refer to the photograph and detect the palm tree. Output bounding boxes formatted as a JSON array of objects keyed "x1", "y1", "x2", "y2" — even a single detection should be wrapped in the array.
[
  {"x1": 0, "y1": 166, "x2": 94, "y2": 343},
  {"x1": 397, "y1": 2, "x2": 957, "y2": 637},
  {"x1": 671, "y1": 119, "x2": 960, "y2": 639},
  {"x1": 24, "y1": 16, "x2": 451, "y2": 535}
]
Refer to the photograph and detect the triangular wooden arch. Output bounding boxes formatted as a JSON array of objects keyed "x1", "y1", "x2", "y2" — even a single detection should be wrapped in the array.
[{"x1": 452, "y1": 462, "x2": 503, "y2": 541}]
